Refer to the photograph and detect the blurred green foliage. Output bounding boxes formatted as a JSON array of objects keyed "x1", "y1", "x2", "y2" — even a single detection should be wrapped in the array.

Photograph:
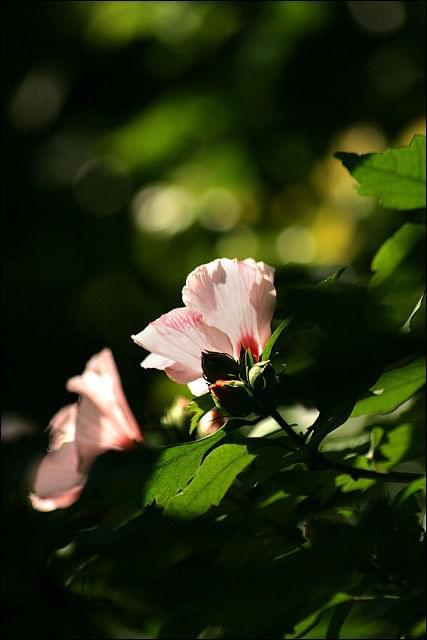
[
  {"x1": 2, "y1": 0, "x2": 425, "y2": 427},
  {"x1": 1, "y1": 2, "x2": 425, "y2": 638}
]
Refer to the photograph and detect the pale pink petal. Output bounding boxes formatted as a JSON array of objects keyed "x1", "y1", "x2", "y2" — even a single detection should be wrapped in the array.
[
  {"x1": 132, "y1": 308, "x2": 233, "y2": 384},
  {"x1": 31, "y1": 441, "x2": 86, "y2": 511},
  {"x1": 142, "y1": 353, "x2": 176, "y2": 370},
  {"x1": 141, "y1": 352, "x2": 199, "y2": 385},
  {"x1": 243, "y1": 258, "x2": 275, "y2": 282},
  {"x1": 29, "y1": 486, "x2": 84, "y2": 512},
  {"x1": 66, "y1": 349, "x2": 142, "y2": 471},
  {"x1": 49, "y1": 404, "x2": 78, "y2": 451},
  {"x1": 188, "y1": 377, "x2": 209, "y2": 396},
  {"x1": 82, "y1": 349, "x2": 142, "y2": 443},
  {"x1": 182, "y1": 258, "x2": 276, "y2": 359}
]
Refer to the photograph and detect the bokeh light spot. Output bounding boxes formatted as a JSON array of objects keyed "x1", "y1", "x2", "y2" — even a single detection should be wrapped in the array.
[
  {"x1": 32, "y1": 132, "x2": 94, "y2": 188},
  {"x1": 396, "y1": 117, "x2": 426, "y2": 146},
  {"x1": 348, "y1": 1, "x2": 405, "y2": 35},
  {"x1": 215, "y1": 225, "x2": 258, "y2": 259},
  {"x1": 8, "y1": 67, "x2": 68, "y2": 132},
  {"x1": 310, "y1": 207, "x2": 356, "y2": 264},
  {"x1": 313, "y1": 123, "x2": 385, "y2": 217},
  {"x1": 131, "y1": 184, "x2": 195, "y2": 235},
  {"x1": 198, "y1": 187, "x2": 241, "y2": 231},
  {"x1": 276, "y1": 226, "x2": 317, "y2": 264},
  {"x1": 73, "y1": 157, "x2": 131, "y2": 216}
]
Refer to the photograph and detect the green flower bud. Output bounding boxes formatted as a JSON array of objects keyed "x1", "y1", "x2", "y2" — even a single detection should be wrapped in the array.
[
  {"x1": 201, "y1": 351, "x2": 240, "y2": 384},
  {"x1": 209, "y1": 379, "x2": 255, "y2": 417},
  {"x1": 248, "y1": 360, "x2": 276, "y2": 392}
]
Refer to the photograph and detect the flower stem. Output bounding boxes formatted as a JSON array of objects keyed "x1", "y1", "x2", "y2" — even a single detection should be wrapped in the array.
[
  {"x1": 270, "y1": 411, "x2": 424, "y2": 484},
  {"x1": 269, "y1": 409, "x2": 310, "y2": 451}
]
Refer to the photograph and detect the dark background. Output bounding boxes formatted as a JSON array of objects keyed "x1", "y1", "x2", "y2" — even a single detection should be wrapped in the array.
[{"x1": 1, "y1": 2, "x2": 425, "y2": 637}]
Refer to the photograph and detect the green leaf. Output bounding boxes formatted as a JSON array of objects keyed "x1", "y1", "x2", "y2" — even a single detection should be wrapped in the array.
[
  {"x1": 141, "y1": 430, "x2": 225, "y2": 508},
  {"x1": 326, "y1": 600, "x2": 355, "y2": 639},
  {"x1": 308, "y1": 398, "x2": 357, "y2": 449},
  {"x1": 318, "y1": 268, "x2": 346, "y2": 288},
  {"x1": 410, "y1": 618, "x2": 426, "y2": 639},
  {"x1": 187, "y1": 393, "x2": 216, "y2": 434},
  {"x1": 371, "y1": 224, "x2": 425, "y2": 287},
  {"x1": 164, "y1": 444, "x2": 255, "y2": 519},
  {"x1": 393, "y1": 476, "x2": 426, "y2": 509},
  {"x1": 379, "y1": 423, "x2": 425, "y2": 469},
  {"x1": 286, "y1": 593, "x2": 355, "y2": 639},
  {"x1": 369, "y1": 223, "x2": 426, "y2": 327},
  {"x1": 350, "y1": 357, "x2": 426, "y2": 418},
  {"x1": 404, "y1": 292, "x2": 426, "y2": 334},
  {"x1": 335, "y1": 135, "x2": 426, "y2": 210},
  {"x1": 262, "y1": 317, "x2": 294, "y2": 361}
]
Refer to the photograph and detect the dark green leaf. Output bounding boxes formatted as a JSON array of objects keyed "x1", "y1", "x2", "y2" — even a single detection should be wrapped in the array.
[
  {"x1": 326, "y1": 600, "x2": 355, "y2": 639},
  {"x1": 369, "y1": 223, "x2": 425, "y2": 327},
  {"x1": 262, "y1": 317, "x2": 294, "y2": 361},
  {"x1": 308, "y1": 398, "x2": 357, "y2": 449},
  {"x1": 317, "y1": 268, "x2": 346, "y2": 288}
]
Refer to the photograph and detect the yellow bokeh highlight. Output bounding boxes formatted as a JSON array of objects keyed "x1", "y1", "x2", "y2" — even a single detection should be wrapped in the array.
[
  {"x1": 310, "y1": 207, "x2": 357, "y2": 264},
  {"x1": 396, "y1": 116, "x2": 426, "y2": 146}
]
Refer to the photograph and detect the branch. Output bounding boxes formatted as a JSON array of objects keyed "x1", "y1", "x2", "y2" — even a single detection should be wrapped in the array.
[
  {"x1": 318, "y1": 458, "x2": 424, "y2": 484},
  {"x1": 270, "y1": 411, "x2": 424, "y2": 484}
]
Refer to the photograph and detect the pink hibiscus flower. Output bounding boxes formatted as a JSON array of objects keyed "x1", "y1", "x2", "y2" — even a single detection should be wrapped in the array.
[
  {"x1": 30, "y1": 349, "x2": 142, "y2": 512},
  {"x1": 132, "y1": 258, "x2": 276, "y2": 396}
]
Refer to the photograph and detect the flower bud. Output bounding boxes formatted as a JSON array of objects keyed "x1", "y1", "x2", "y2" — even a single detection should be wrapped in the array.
[
  {"x1": 209, "y1": 379, "x2": 255, "y2": 417},
  {"x1": 248, "y1": 360, "x2": 276, "y2": 392},
  {"x1": 201, "y1": 351, "x2": 240, "y2": 384},
  {"x1": 161, "y1": 396, "x2": 190, "y2": 430},
  {"x1": 197, "y1": 409, "x2": 227, "y2": 436}
]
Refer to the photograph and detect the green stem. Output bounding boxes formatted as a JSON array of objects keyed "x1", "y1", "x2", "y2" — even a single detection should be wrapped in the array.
[
  {"x1": 318, "y1": 458, "x2": 424, "y2": 484},
  {"x1": 270, "y1": 411, "x2": 424, "y2": 484},
  {"x1": 269, "y1": 409, "x2": 310, "y2": 451}
]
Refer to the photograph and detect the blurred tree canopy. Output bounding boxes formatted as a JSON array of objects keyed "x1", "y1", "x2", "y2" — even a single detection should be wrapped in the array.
[{"x1": 2, "y1": 0, "x2": 425, "y2": 427}]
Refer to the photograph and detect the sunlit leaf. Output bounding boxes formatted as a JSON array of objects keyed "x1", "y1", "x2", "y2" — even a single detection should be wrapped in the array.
[
  {"x1": 351, "y1": 357, "x2": 426, "y2": 417},
  {"x1": 393, "y1": 476, "x2": 426, "y2": 509},
  {"x1": 141, "y1": 430, "x2": 225, "y2": 508},
  {"x1": 286, "y1": 592, "x2": 355, "y2": 639},
  {"x1": 379, "y1": 423, "x2": 425, "y2": 468},
  {"x1": 164, "y1": 444, "x2": 255, "y2": 519},
  {"x1": 335, "y1": 135, "x2": 426, "y2": 210}
]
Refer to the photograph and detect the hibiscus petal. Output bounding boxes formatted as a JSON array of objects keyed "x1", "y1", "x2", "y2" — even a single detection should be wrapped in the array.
[
  {"x1": 66, "y1": 349, "x2": 142, "y2": 472},
  {"x1": 188, "y1": 377, "x2": 209, "y2": 396},
  {"x1": 132, "y1": 307, "x2": 233, "y2": 383},
  {"x1": 182, "y1": 258, "x2": 276, "y2": 359},
  {"x1": 49, "y1": 404, "x2": 78, "y2": 451},
  {"x1": 83, "y1": 349, "x2": 142, "y2": 443},
  {"x1": 30, "y1": 441, "x2": 85, "y2": 511},
  {"x1": 141, "y1": 353, "x2": 198, "y2": 385},
  {"x1": 29, "y1": 485, "x2": 84, "y2": 512}
]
